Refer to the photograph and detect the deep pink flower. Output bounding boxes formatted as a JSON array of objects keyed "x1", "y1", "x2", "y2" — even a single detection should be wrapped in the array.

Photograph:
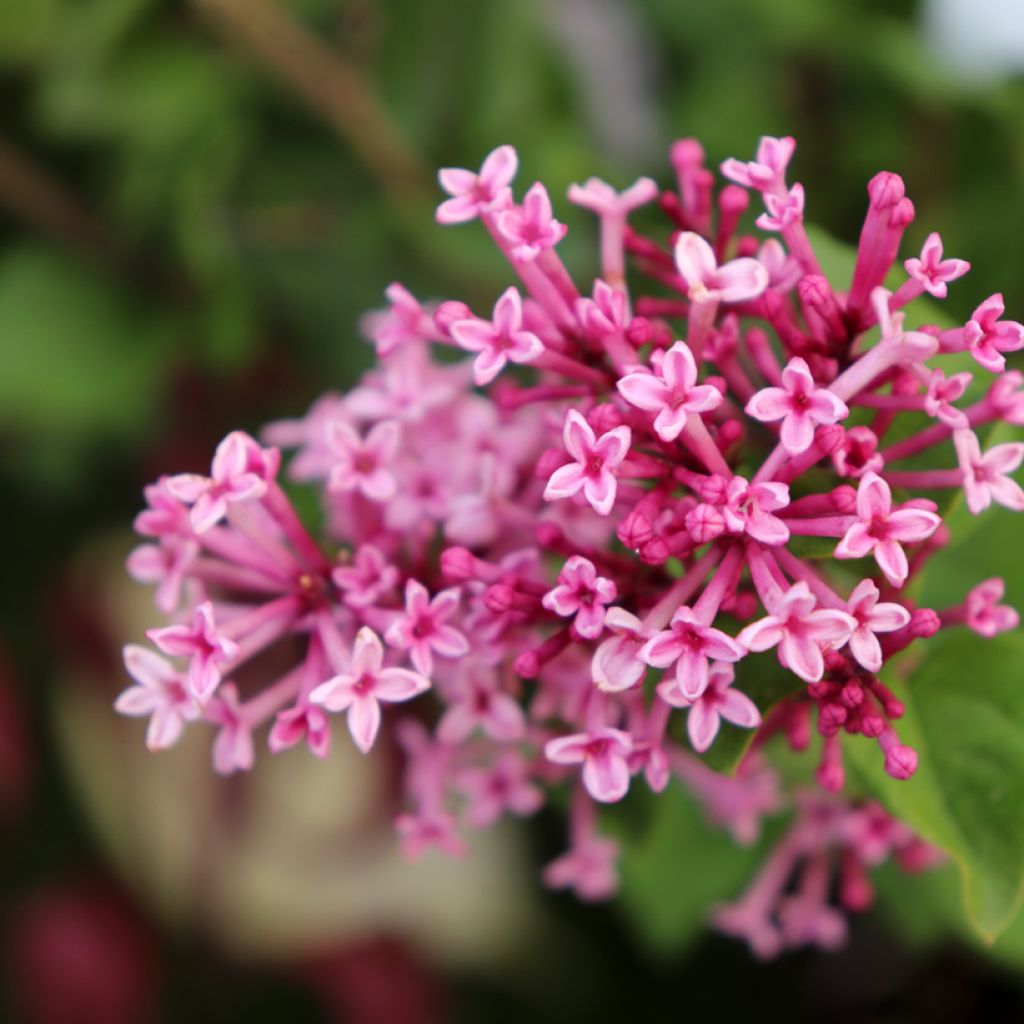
[
  {"x1": 496, "y1": 182, "x2": 567, "y2": 261},
  {"x1": 449, "y1": 287, "x2": 544, "y2": 386},
  {"x1": 756, "y1": 184, "x2": 805, "y2": 232},
  {"x1": 674, "y1": 232, "x2": 769, "y2": 304},
  {"x1": 963, "y1": 294, "x2": 1024, "y2": 373},
  {"x1": 385, "y1": 580, "x2": 469, "y2": 676},
  {"x1": 268, "y1": 703, "x2": 331, "y2": 759},
  {"x1": 165, "y1": 431, "x2": 273, "y2": 534},
  {"x1": 543, "y1": 834, "x2": 619, "y2": 901},
  {"x1": 457, "y1": 750, "x2": 542, "y2": 828},
  {"x1": 146, "y1": 601, "x2": 238, "y2": 702},
  {"x1": 567, "y1": 176, "x2": 658, "y2": 217},
  {"x1": 954, "y1": 429, "x2": 1024, "y2": 515},
  {"x1": 545, "y1": 727, "x2": 633, "y2": 803},
  {"x1": 332, "y1": 544, "x2": 399, "y2": 609},
  {"x1": 577, "y1": 279, "x2": 628, "y2": 336},
  {"x1": 658, "y1": 661, "x2": 761, "y2": 753},
  {"x1": 436, "y1": 145, "x2": 517, "y2": 224},
  {"x1": 834, "y1": 472, "x2": 940, "y2": 587},
  {"x1": 310, "y1": 627, "x2": 431, "y2": 753},
  {"x1": 965, "y1": 578, "x2": 1020, "y2": 637},
  {"x1": 904, "y1": 232, "x2": 969, "y2": 299},
  {"x1": 845, "y1": 580, "x2": 911, "y2": 673},
  {"x1": 722, "y1": 477, "x2": 791, "y2": 545},
  {"x1": 207, "y1": 683, "x2": 254, "y2": 775},
  {"x1": 591, "y1": 607, "x2": 653, "y2": 692},
  {"x1": 738, "y1": 582, "x2": 856, "y2": 683},
  {"x1": 833, "y1": 426, "x2": 884, "y2": 479},
  {"x1": 326, "y1": 419, "x2": 400, "y2": 501},
  {"x1": 616, "y1": 341, "x2": 722, "y2": 442},
  {"x1": 115, "y1": 646, "x2": 198, "y2": 751},
  {"x1": 639, "y1": 606, "x2": 745, "y2": 701},
  {"x1": 543, "y1": 409, "x2": 631, "y2": 517},
  {"x1": 542, "y1": 555, "x2": 617, "y2": 640},
  {"x1": 746, "y1": 357, "x2": 848, "y2": 455},
  {"x1": 720, "y1": 135, "x2": 796, "y2": 192}
]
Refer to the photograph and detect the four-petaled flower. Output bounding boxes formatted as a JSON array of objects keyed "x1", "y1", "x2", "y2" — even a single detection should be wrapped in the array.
[
  {"x1": 746, "y1": 357, "x2": 849, "y2": 455},
  {"x1": 963, "y1": 294, "x2": 1024, "y2": 374},
  {"x1": 923, "y1": 369, "x2": 971, "y2": 428},
  {"x1": 327, "y1": 419, "x2": 400, "y2": 501},
  {"x1": 639, "y1": 605, "x2": 745, "y2": 701},
  {"x1": 756, "y1": 184, "x2": 805, "y2": 232},
  {"x1": 207, "y1": 683, "x2": 254, "y2": 775},
  {"x1": 904, "y1": 232, "x2": 970, "y2": 299},
  {"x1": 543, "y1": 409, "x2": 631, "y2": 516},
  {"x1": 720, "y1": 135, "x2": 796, "y2": 193},
  {"x1": 616, "y1": 341, "x2": 722, "y2": 442},
  {"x1": 385, "y1": 580, "x2": 470, "y2": 676},
  {"x1": 965, "y1": 578, "x2": 1020, "y2": 637},
  {"x1": 835, "y1": 472, "x2": 941, "y2": 587},
  {"x1": 845, "y1": 580, "x2": 912, "y2": 673},
  {"x1": 543, "y1": 834, "x2": 620, "y2": 901},
  {"x1": 722, "y1": 477, "x2": 791, "y2": 545},
  {"x1": 496, "y1": 182, "x2": 567, "y2": 261},
  {"x1": 457, "y1": 750, "x2": 542, "y2": 828},
  {"x1": 591, "y1": 607, "x2": 653, "y2": 692},
  {"x1": 954, "y1": 430, "x2": 1024, "y2": 515},
  {"x1": 165, "y1": 431, "x2": 273, "y2": 534},
  {"x1": 437, "y1": 665, "x2": 526, "y2": 744},
  {"x1": 450, "y1": 287, "x2": 544, "y2": 386},
  {"x1": 436, "y1": 145, "x2": 517, "y2": 224},
  {"x1": 658, "y1": 661, "x2": 761, "y2": 754},
  {"x1": 310, "y1": 627, "x2": 431, "y2": 753},
  {"x1": 738, "y1": 582, "x2": 856, "y2": 683},
  {"x1": 542, "y1": 555, "x2": 617, "y2": 640},
  {"x1": 332, "y1": 543, "x2": 399, "y2": 609},
  {"x1": 674, "y1": 232, "x2": 769, "y2": 304},
  {"x1": 147, "y1": 601, "x2": 238, "y2": 702},
  {"x1": 115, "y1": 646, "x2": 199, "y2": 751},
  {"x1": 268, "y1": 702, "x2": 331, "y2": 759},
  {"x1": 545, "y1": 727, "x2": 633, "y2": 803},
  {"x1": 567, "y1": 176, "x2": 658, "y2": 217}
]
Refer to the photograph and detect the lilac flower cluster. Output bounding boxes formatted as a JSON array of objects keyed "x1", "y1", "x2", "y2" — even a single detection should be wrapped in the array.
[{"x1": 118, "y1": 137, "x2": 1023, "y2": 956}]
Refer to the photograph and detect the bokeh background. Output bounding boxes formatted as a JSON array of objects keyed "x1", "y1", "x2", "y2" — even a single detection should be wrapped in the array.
[{"x1": 4, "y1": 0, "x2": 1024, "y2": 1020}]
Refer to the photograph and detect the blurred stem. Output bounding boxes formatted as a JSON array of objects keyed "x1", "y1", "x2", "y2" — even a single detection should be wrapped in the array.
[{"x1": 191, "y1": 0, "x2": 430, "y2": 203}]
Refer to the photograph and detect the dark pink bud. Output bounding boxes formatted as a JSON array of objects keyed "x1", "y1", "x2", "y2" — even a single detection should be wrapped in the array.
[
  {"x1": 440, "y1": 546, "x2": 480, "y2": 583},
  {"x1": 735, "y1": 235, "x2": 759, "y2": 257},
  {"x1": 535, "y1": 521, "x2": 563, "y2": 548},
  {"x1": 839, "y1": 857, "x2": 874, "y2": 912},
  {"x1": 729, "y1": 590, "x2": 759, "y2": 620},
  {"x1": 625, "y1": 317, "x2": 654, "y2": 345},
  {"x1": 514, "y1": 651, "x2": 541, "y2": 679},
  {"x1": 588, "y1": 403, "x2": 624, "y2": 434},
  {"x1": 697, "y1": 474, "x2": 729, "y2": 504},
  {"x1": 819, "y1": 702, "x2": 848, "y2": 735},
  {"x1": 910, "y1": 608, "x2": 940, "y2": 638},
  {"x1": 617, "y1": 509, "x2": 654, "y2": 549},
  {"x1": 859, "y1": 713, "x2": 885, "y2": 738},
  {"x1": 830, "y1": 485, "x2": 857, "y2": 513},
  {"x1": 670, "y1": 138, "x2": 705, "y2": 171},
  {"x1": 816, "y1": 758, "x2": 845, "y2": 792},
  {"x1": 718, "y1": 184, "x2": 749, "y2": 216},
  {"x1": 867, "y1": 171, "x2": 905, "y2": 210},
  {"x1": 684, "y1": 503, "x2": 726, "y2": 543},
  {"x1": 639, "y1": 538, "x2": 670, "y2": 565},
  {"x1": 536, "y1": 448, "x2": 567, "y2": 478},
  {"x1": 884, "y1": 744, "x2": 918, "y2": 780},
  {"x1": 434, "y1": 300, "x2": 472, "y2": 334},
  {"x1": 840, "y1": 681, "x2": 864, "y2": 708},
  {"x1": 484, "y1": 583, "x2": 517, "y2": 614}
]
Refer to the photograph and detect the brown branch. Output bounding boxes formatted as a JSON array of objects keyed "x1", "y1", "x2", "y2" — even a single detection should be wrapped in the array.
[{"x1": 190, "y1": 0, "x2": 430, "y2": 203}]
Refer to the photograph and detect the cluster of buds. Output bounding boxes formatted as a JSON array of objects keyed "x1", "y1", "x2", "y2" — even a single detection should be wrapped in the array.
[{"x1": 118, "y1": 136, "x2": 1022, "y2": 957}]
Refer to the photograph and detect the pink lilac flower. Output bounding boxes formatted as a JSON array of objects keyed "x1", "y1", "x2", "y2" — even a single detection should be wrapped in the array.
[
  {"x1": 268, "y1": 703, "x2": 331, "y2": 759},
  {"x1": 436, "y1": 664, "x2": 525, "y2": 743},
  {"x1": 965, "y1": 579, "x2": 1020, "y2": 637},
  {"x1": 567, "y1": 176, "x2": 658, "y2": 217},
  {"x1": 436, "y1": 145, "x2": 517, "y2": 224},
  {"x1": 457, "y1": 750, "x2": 542, "y2": 828},
  {"x1": 833, "y1": 426, "x2": 884, "y2": 479},
  {"x1": 310, "y1": 627, "x2": 431, "y2": 754},
  {"x1": 923, "y1": 369, "x2": 971, "y2": 427},
  {"x1": 658, "y1": 661, "x2": 761, "y2": 753},
  {"x1": 449, "y1": 287, "x2": 544, "y2": 386},
  {"x1": 835, "y1": 472, "x2": 941, "y2": 587},
  {"x1": 904, "y1": 232, "x2": 969, "y2": 299},
  {"x1": 746, "y1": 358, "x2": 849, "y2": 455},
  {"x1": 326, "y1": 419, "x2": 400, "y2": 501},
  {"x1": 361, "y1": 282, "x2": 434, "y2": 356},
  {"x1": 146, "y1": 601, "x2": 238, "y2": 702},
  {"x1": 496, "y1": 182, "x2": 567, "y2": 261},
  {"x1": 208, "y1": 684, "x2": 254, "y2": 775},
  {"x1": 541, "y1": 556, "x2": 617, "y2": 640},
  {"x1": 845, "y1": 580, "x2": 912, "y2": 673},
  {"x1": 115, "y1": 646, "x2": 198, "y2": 751},
  {"x1": 757, "y1": 185, "x2": 805, "y2": 232},
  {"x1": 591, "y1": 608, "x2": 653, "y2": 692},
  {"x1": 385, "y1": 580, "x2": 469, "y2": 676},
  {"x1": 739, "y1": 582, "x2": 856, "y2": 683},
  {"x1": 674, "y1": 232, "x2": 769, "y2": 304},
  {"x1": 639, "y1": 606, "x2": 745, "y2": 701},
  {"x1": 963, "y1": 294, "x2": 1024, "y2": 373},
  {"x1": 954, "y1": 430, "x2": 1024, "y2": 514},
  {"x1": 616, "y1": 341, "x2": 722, "y2": 442},
  {"x1": 543, "y1": 409, "x2": 631, "y2": 516},
  {"x1": 720, "y1": 135, "x2": 796, "y2": 192},
  {"x1": 165, "y1": 431, "x2": 272, "y2": 534},
  {"x1": 545, "y1": 728, "x2": 633, "y2": 803},
  {"x1": 331, "y1": 544, "x2": 399, "y2": 608},
  {"x1": 543, "y1": 834, "x2": 620, "y2": 902},
  {"x1": 722, "y1": 477, "x2": 790, "y2": 545}
]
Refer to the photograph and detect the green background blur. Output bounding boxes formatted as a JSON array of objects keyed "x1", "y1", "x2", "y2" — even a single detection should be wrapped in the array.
[{"x1": 4, "y1": 0, "x2": 1024, "y2": 1020}]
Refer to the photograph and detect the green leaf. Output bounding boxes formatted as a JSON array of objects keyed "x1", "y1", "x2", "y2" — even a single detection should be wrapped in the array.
[{"x1": 845, "y1": 629, "x2": 1024, "y2": 942}]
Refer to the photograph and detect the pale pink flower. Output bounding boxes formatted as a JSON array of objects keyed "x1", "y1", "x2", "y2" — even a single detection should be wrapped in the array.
[
  {"x1": 845, "y1": 580, "x2": 911, "y2": 673},
  {"x1": 542, "y1": 555, "x2": 617, "y2": 640},
  {"x1": 987, "y1": 370, "x2": 1024, "y2": 424},
  {"x1": 326, "y1": 419, "x2": 400, "y2": 501},
  {"x1": 331, "y1": 544, "x2": 398, "y2": 609},
  {"x1": 165, "y1": 431, "x2": 273, "y2": 534},
  {"x1": 436, "y1": 145, "x2": 518, "y2": 224},
  {"x1": 310, "y1": 627, "x2": 430, "y2": 754},
  {"x1": 963, "y1": 294, "x2": 1024, "y2": 373},
  {"x1": 835, "y1": 473, "x2": 941, "y2": 587},
  {"x1": 147, "y1": 601, "x2": 238, "y2": 702},
  {"x1": 720, "y1": 135, "x2": 796, "y2": 192},
  {"x1": 965, "y1": 578, "x2": 1019, "y2": 637},
  {"x1": 756, "y1": 184, "x2": 805, "y2": 232},
  {"x1": 576, "y1": 279, "x2": 628, "y2": 336},
  {"x1": 674, "y1": 231, "x2": 769, "y2": 304},
  {"x1": 449, "y1": 287, "x2": 544, "y2": 386},
  {"x1": 437, "y1": 665, "x2": 525, "y2": 743},
  {"x1": 591, "y1": 607, "x2": 653, "y2": 692},
  {"x1": 758, "y1": 239, "x2": 802, "y2": 291},
  {"x1": 923, "y1": 369, "x2": 971, "y2": 428},
  {"x1": 738, "y1": 582, "x2": 856, "y2": 683},
  {"x1": 954, "y1": 429, "x2": 1024, "y2": 515},
  {"x1": 133, "y1": 478, "x2": 193, "y2": 538},
  {"x1": 395, "y1": 810, "x2": 468, "y2": 861},
  {"x1": 360, "y1": 283, "x2": 435, "y2": 356},
  {"x1": 722, "y1": 476, "x2": 791, "y2": 545},
  {"x1": 385, "y1": 580, "x2": 469, "y2": 676},
  {"x1": 268, "y1": 703, "x2": 331, "y2": 759},
  {"x1": 457, "y1": 750, "x2": 542, "y2": 828},
  {"x1": 616, "y1": 341, "x2": 722, "y2": 442},
  {"x1": 567, "y1": 176, "x2": 658, "y2": 217},
  {"x1": 659, "y1": 661, "x2": 761, "y2": 753},
  {"x1": 543, "y1": 835, "x2": 620, "y2": 901},
  {"x1": 545, "y1": 727, "x2": 633, "y2": 803},
  {"x1": 543, "y1": 409, "x2": 631, "y2": 517},
  {"x1": 746, "y1": 357, "x2": 848, "y2": 455},
  {"x1": 126, "y1": 538, "x2": 198, "y2": 614},
  {"x1": 496, "y1": 182, "x2": 567, "y2": 261},
  {"x1": 639, "y1": 605, "x2": 745, "y2": 701},
  {"x1": 904, "y1": 232, "x2": 969, "y2": 299},
  {"x1": 208, "y1": 683, "x2": 254, "y2": 775},
  {"x1": 115, "y1": 645, "x2": 198, "y2": 751}
]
